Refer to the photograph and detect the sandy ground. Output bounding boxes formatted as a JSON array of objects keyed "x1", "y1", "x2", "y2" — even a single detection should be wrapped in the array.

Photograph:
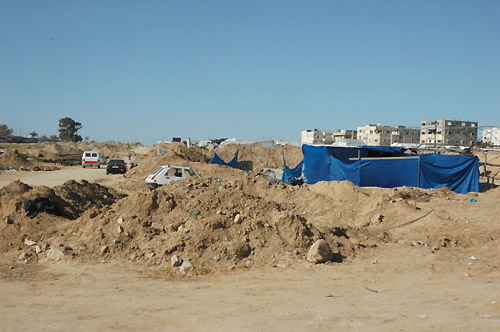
[
  {"x1": 1, "y1": 166, "x2": 500, "y2": 331},
  {"x1": 0, "y1": 167, "x2": 126, "y2": 189},
  {"x1": 1, "y1": 246, "x2": 499, "y2": 332}
]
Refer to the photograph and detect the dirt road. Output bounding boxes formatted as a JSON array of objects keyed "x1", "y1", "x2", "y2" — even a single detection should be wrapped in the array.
[{"x1": 0, "y1": 166, "x2": 127, "y2": 189}]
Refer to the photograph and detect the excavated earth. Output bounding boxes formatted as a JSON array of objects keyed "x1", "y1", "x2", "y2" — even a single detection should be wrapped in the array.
[{"x1": 1, "y1": 142, "x2": 500, "y2": 331}]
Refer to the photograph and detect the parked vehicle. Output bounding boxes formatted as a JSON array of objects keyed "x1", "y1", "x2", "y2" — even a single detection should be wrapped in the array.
[
  {"x1": 145, "y1": 165, "x2": 201, "y2": 189},
  {"x1": 106, "y1": 159, "x2": 127, "y2": 174},
  {"x1": 82, "y1": 151, "x2": 106, "y2": 168}
]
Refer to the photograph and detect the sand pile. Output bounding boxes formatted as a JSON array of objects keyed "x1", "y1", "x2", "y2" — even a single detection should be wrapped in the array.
[
  {"x1": 0, "y1": 180, "x2": 125, "y2": 253},
  {"x1": 0, "y1": 150, "x2": 33, "y2": 170},
  {"x1": 50, "y1": 176, "x2": 384, "y2": 275},
  {"x1": 33, "y1": 143, "x2": 83, "y2": 160},
  {"x1": 214, "y1": 144, "x2": 303, "y2": 169}
]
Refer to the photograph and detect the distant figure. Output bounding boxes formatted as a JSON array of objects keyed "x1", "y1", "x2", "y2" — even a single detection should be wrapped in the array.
[{"x1": 128, "y1": 152, "x2": 132, "y2": 161}]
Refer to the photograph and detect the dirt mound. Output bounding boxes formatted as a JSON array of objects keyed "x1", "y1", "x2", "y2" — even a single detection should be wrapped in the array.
[
  {"x1": 0, "y1": 150, "x2": 32, "y2": 170},
  {"x1": 36, "y1": 176, "x2": 397, "y2": 276},
  {"x1": 0, "y1": 180, "x2": 126, "y2": 253},
  {"x1": 214, "y1": 144, "x2": 303, "y2": 169},
  {"x1": 32, "y1": 143, "x2": 83, "y2": 160}
]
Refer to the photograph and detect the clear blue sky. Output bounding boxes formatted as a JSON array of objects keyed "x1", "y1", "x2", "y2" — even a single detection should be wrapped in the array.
[{"x1": 1, "y1": 1, "x2": 499, "y2": 144}]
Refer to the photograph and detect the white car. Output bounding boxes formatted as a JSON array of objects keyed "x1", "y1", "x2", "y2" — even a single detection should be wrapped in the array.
[
  {"x1": 145, "y1": 165, "x2": 201, "y2": 189},
  {"x1": 82, "y1": 151, "x2": 106, "y2": 168}
]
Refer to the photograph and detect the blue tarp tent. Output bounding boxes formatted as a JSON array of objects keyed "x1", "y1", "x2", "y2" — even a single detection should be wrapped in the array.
[
  {"x1": 282, "y1": 160, "x2": 304, "y2": 183},
  {"x1": 210, "y1": 150, "x2": 239, "y2": 168},
  {"x1": 302, "y1": 145, "x2": 479, "y2": 194}
]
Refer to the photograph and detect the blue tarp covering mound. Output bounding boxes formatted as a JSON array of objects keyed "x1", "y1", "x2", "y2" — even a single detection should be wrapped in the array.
[
  {"x1": 210, "y1": 150, "x2": 239, "y2": 168},
  {"x1": 282, "y1": 160, "x2": 304, "y2": 183},
  {"x1": 302, "y1": 145, "x2": 479, "y2": 194}
]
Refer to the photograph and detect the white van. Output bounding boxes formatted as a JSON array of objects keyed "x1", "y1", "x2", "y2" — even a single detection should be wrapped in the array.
[
  {"x1": 145, "y1": 165, "x2": 201, "y2": 189},
  {"x1": 82, "y1": 151, "x2": 106, "y2": 168}
]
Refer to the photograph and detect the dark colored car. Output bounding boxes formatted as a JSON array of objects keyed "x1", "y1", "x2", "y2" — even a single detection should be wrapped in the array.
[{"x1": 106, "y1": 159, "x2": 127, "y2": 174}]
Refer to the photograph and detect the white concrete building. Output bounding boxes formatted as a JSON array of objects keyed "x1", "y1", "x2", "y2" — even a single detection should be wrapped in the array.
[
  {"x1": 420, "y1": 120, "x2": 478, "y2": 146},
  {"x1": 480, "y1": 127, "x2": 500, "y2": 146},
  {"x1": 301, "y1": 129, "x2": 334, "y2": 145},
  {"x1": 332, "y1": 129, "x2": 357, "y2": 142},
  {"x1": 357, "y1": 124, "x2": 420, "y2": 146}
]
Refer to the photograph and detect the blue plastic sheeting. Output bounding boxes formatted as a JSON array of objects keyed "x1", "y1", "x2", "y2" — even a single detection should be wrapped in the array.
[
  {"x1": 419, "y1": 154, "x2": 479, "y2": 193},
  {"x1": 282, "y1": 160, "x2": 304, "y2": 183},
  {"x1": 360, "y1": 146, "x2": 406, "y2": 157},
  {"x1": 302, "y1": 145, "x2": 479, "y2": 193},
  {"x1": 209, "y1": 151, "x2": 239, "y2": 168},
  {"x1": 302, "y1": 146, "x2": 360, "y2": 185},
  {"x1": 359, "y1": 158, "x2": 419, "y2": 188}
]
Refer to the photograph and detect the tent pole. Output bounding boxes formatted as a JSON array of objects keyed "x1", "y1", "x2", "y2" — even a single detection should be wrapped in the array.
[
  {"x1": 417, "y1": 155, "x2": 421, "y2": 188},
  {"x1": 282, "y1": 145, "x2": 286, "y2": 166}
]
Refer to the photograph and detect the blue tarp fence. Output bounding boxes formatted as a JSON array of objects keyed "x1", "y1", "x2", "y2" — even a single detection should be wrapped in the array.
[
  {"x1": 210, "y1": 150, "x2": 239, "y2": 168},
  {"x1": 302, "y1": 145, "x2": 479, "y2": 194},
  {"x1": 282, "y1": 160, "x2": 304, "y2": 183}
]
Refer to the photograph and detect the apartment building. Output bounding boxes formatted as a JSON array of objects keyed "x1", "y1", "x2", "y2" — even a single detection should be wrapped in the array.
[
  {"x1": 420, "y1": 120, "x2": 478, "y2": 146},
  {"x1": 480, "y1": 127, "x2": 500, "y2": 146},
  {"x1": 300, "y1": 129, "x2": 334, "y2": 145},
  {"x1": 357, "y1": 124, "x2": 420, "y2": 146},
  {"x1": 332, "y1": 129, "x2": 357, "y2": 142}
]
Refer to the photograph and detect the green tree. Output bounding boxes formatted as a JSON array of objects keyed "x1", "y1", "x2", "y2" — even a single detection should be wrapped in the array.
[
  {"x1": 58, "y1": 117, "x2": 82, "y2": 142},
  {"x1": 0, "y1": 124, "x2": 14, "y2": 137},
  {"x1": 29, "y1": 131, "x2": 38, "y2": 138}
]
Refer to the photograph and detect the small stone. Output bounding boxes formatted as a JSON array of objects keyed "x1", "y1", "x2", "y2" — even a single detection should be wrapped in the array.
[
  {"x1": 234, "y1": 213, "x2": 243, "y2": 224},
  {"x1": 214, "y1": 254, "x2": 221, "y2": 261},
  {"x1": 46, "y1": 247, "x2": 65, "y2": 261},
  {"x1": 6, "y1": 218, "x2": 14, "y2": 225},
  {"x1": 117, "y1": 217, "x2": 123, "y2": 224},
  {"x1": 230, "y1": 241, "x2": 251, "y2": 259},
  {"x1": 417, "y1": 314, "x2": 428, "y2": 319},
  {"x1": 171, "y1": 255, "x2": 183, "y2": 267},
  {"x1": 371, "y1": 214, "x2": 384, "y2": 225},
  {"x1": 24, "y1": 239, "x2": 36, "y2": 246},
  {"x1": 464, "y1": 273, "x2": 471, "y2": 277},
  {"x1": 177, "y1": 225, "x2": 185, "y2": 232},
  {"x1": 492, "y1": 300, "x2": 496, "y2": 305},
  {"x1": 9, "y1": 266, "x2": 14, "y2": 270},
  {"x1": 179, "y1": 261, "x2": 192, "y2": 275},
  {"x1": 189, "y1": 210, "x2": 200, "y2": 217},
  {"x1": 101, "y1": 245, "x2": 109, "y2": 254},
  {"x1": 19, "y1": 252, "x2": 30, "y2": 260},
  {"x1": 117, "y1": 225, "x2": 124, "y2": 234},
  {"x1": 34, "y1": 245, "x2": 42, "y2": 254},
  {"x1": 147, "y1": 252, "x2": 155, "y2": 259},
  {"x1": 151, "y1": 222, "x2": 165, "y2": 232},
  {"x1": 113, "y1": 239, "x2": 120, "y2": 245},
  {"x1": 371, "y1": 259, "x2": 378, "y2": 264},
  {"x1": 306, "y1": 239, "x2": 333, "y2": 264}
]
